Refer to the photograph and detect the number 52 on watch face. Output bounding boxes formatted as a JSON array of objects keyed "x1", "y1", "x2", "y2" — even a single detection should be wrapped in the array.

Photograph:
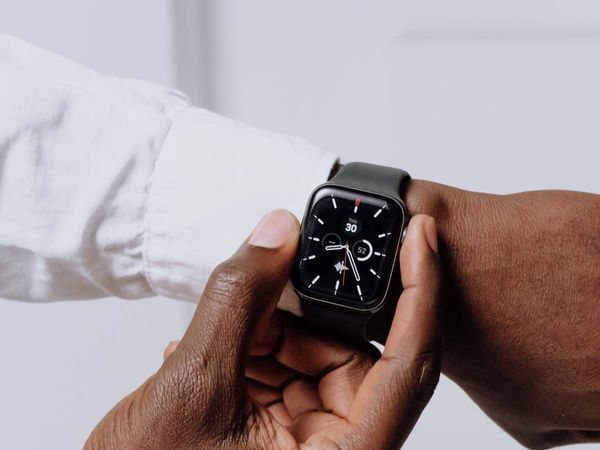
[{"x1": 292, "y1": 186, "x2": 405, "y2": 311}]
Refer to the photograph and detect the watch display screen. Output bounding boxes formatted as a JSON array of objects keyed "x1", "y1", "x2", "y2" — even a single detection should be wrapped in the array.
[{"x1": 292, "y1": 186, "x2": 405, "y2": 310}]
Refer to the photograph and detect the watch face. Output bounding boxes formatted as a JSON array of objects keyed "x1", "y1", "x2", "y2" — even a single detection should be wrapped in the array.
[{"x1": 292, "y1": 186, "x2": 405, "y2": 311}]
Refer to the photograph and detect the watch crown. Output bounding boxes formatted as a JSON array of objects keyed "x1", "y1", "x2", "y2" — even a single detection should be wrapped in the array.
[{"x1": 401, "y1": 227, "x2": 408, "y2": 244}]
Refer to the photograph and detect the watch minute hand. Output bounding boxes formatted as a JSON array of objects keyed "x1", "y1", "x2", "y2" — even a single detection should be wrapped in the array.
[{"x1": 346, "y1": 248, "x2": 361, "y2": 282}]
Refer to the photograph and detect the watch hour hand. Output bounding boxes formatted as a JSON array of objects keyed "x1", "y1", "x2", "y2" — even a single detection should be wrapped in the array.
[
  {"x1": 347, "y1": 248, "x2": 361, "y2": 282},
  {"x1": 325, "y1": 244, "x2": 345, "y2": 251}
]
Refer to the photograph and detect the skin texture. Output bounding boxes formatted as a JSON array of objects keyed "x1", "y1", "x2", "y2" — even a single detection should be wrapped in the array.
[
  {"x1": 404, "y1": 180, "x2": 600, "y2": 448},
  {"x1": 84, "y1": 212, "x2": 445, "y2": 450}
]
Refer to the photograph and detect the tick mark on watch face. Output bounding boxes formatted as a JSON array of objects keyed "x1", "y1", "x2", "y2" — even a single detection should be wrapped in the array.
[
  {"x1": 308, "y1": 275, "x2": 320, "y2": 288},
  {"x1": 369, "y1": 268, "x2": 381, "y2": 279},
  {"x1": 331, "y1": 194, "x2": 337, "y2": 209}
]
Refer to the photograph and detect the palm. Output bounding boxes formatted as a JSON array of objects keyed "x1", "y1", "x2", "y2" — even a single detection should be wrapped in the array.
[
  {"x1": 245, "y1": 314, "x2": 376, "y2": 446},
  {"x1": 153, "y1": 216, "x2": 443, "y2": 450}
]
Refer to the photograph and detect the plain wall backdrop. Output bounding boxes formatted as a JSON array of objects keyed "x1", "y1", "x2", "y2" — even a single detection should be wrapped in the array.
[{"x1": 1, "y1": 1, "x2": 599, "y2": 449}]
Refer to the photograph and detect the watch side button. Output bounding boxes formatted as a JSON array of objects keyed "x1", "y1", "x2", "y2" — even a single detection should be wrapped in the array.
[{"x1": 401, "y1": 227, "x2": 408, "y2": 244}]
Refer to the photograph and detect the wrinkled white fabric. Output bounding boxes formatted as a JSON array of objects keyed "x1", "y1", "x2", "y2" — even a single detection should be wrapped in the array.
[{"x1": 0, "y1": 35, "x2": 337, "y2": 302}]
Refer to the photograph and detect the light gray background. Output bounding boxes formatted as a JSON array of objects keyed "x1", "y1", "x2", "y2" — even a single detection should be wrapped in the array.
[{"x1": 0, "y1": 1, "x2": 598, "y2": 449}]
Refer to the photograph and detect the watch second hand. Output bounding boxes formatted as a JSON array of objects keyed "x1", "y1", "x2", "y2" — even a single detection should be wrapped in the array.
[{"x1": 342, "y1": 241, "x2": 348, "y2": 286}]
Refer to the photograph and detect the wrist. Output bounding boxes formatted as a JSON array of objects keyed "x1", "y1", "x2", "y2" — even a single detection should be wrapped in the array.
[
  {"x1": 403, "y1": 179, "x2": 480, "y2": 259},
  {"x1": 371, "y1": 178, "x2": 464, "y2": 344},
  {"x1": 404, "y1": 179, "x2": 455, "y2": 223}
]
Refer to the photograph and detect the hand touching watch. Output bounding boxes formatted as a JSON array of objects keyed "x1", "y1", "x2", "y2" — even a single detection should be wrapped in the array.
[{"x1": 84, "y1": 210, "x2": 445, "y2": 450}]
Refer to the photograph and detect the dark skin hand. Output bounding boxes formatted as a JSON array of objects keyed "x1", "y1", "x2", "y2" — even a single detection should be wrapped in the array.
[
  {"x1": 85, "y1": 211, "x2": 445, "y2": 450},
  {"x1": 402, "y1": 180, "x2": 600, "y2": 448}
]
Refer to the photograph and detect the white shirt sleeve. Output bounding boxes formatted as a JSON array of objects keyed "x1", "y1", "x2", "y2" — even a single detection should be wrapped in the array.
[{"x1": 0, "y1": 35, "x2": 337, "y2": 303}]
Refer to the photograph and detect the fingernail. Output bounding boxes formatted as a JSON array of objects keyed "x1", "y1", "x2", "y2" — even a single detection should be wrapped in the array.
[
  {"x1": 422, "y1": 216, "x2": 439, "y2": 253},
  {"x1": 249, "y1": 210, "x2": 298, "y2": 249}
]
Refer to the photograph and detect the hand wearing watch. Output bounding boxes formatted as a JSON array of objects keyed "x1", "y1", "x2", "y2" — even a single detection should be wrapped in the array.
[{"x1": 291, "y1": 162, "x2": 410, "y2": 341}]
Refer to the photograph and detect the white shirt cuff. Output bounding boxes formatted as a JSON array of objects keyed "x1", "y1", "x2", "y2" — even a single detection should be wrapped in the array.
[{"x1": 144, "y1": 106, "x2": 338, "y2": 301}]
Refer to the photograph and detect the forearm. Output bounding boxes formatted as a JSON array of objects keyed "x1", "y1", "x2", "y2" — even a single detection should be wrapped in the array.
[
  {"x1": 405, "y1": 180, "x2": 600, "y2": 370},
  {"x1": 404, "y1": 179, "x2": 600, "y2": 446}
]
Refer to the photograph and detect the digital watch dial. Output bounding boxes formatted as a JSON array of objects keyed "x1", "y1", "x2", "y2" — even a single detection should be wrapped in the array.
[{"x1": 293, "y1": 186, "x2": 404, "y2": 311}]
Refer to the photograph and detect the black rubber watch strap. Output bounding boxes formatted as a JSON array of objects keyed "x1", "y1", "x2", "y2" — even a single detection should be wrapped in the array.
[
  {"x1": 303, "y1": 302, "x2": 370, "y2": 341},
  {"x1": 329, "y1": 162, "x2": 410, "y2": 200},
  {"x1": 300, "y1": 162, "x2": 410, "y2": 341}
]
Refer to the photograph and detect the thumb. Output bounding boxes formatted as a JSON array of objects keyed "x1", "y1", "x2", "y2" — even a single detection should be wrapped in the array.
[
  {"x1": 340, "y1": 215, "x2": 444, "y2": 450},
  {"x1": 172, "y1": 209, "x2": 299, "y2": 409}
]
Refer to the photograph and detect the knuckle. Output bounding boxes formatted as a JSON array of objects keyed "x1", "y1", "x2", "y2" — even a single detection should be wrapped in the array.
[
  {"x1": 414, "y1": 351, "x2": 441, "y2": 404},
  {"x1": 205, "y1": 259, "x2": 260, "y2": 308},
  {"x1": 383, "y1": 350, "x2": 441, "y2": 406},
  {"x1": 212, "y1": 259, "x2": 259, "y2": 293}
]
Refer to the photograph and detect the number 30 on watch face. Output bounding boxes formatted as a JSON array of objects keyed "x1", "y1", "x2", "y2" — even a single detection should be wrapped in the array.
[{"x1": 292, "y1": 186, "x2": 405, "y2": 310}]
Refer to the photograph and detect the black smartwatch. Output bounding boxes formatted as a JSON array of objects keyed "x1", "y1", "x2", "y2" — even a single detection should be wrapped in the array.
[{"x1": 291, "y1": 162, "x2": 410, "y2": 341}]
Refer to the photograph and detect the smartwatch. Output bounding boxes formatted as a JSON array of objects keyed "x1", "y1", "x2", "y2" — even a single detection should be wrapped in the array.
[{"x1": 291, "y1": 162, "x2": 410, "y2": 341}]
